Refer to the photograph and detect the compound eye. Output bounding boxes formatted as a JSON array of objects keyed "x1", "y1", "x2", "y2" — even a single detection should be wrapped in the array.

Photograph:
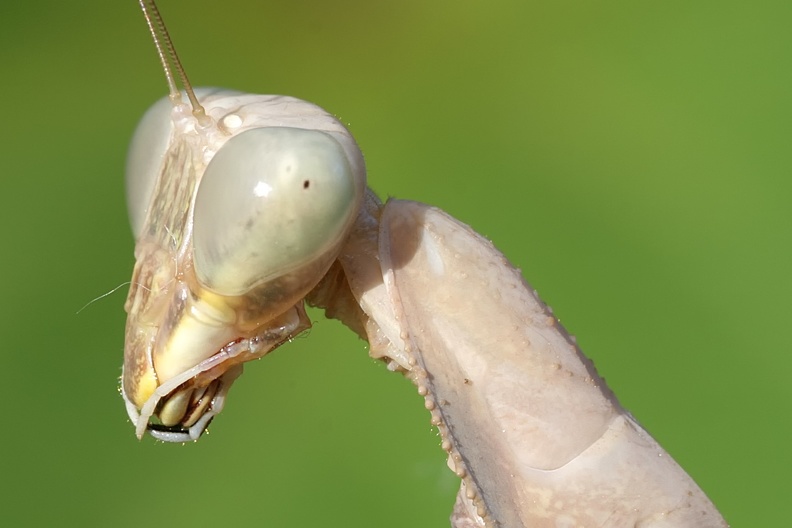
[
  {"x1": 125, "y1": 96, "x2": 173, "y2": 237},
  {"x1": 192, "y1": 127, "x2": 358, "y2": 296}
]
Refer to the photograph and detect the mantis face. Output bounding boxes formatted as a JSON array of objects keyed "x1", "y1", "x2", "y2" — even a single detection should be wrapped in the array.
[{"x1": 121, "y1": 88, "x2": 366, "y2": 441}]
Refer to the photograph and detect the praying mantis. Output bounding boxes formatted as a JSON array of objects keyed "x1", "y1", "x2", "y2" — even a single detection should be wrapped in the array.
[{"x1": 120, "y1": 1, "x2": 729, "y2": 526}]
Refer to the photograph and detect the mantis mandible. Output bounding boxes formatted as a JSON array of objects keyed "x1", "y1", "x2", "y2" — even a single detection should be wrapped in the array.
[{"x1": 120, "y1": 2, "x2": 729, "y2": 526}]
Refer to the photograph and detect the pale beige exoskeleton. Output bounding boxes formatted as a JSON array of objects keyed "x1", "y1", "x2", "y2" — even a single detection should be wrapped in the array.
[{"x1": 121, "y1": 2, "x2": 729, "y2": 526}]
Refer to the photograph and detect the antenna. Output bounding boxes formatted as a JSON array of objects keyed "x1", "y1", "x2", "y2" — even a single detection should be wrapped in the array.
[{"x1": 138, "y1": 0, "x2": 211, "y2": 126}]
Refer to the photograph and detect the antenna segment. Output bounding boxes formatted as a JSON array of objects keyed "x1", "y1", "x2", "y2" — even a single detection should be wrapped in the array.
[{"x1": 138, "y1": 0, "x2": 210, "y2": 126}]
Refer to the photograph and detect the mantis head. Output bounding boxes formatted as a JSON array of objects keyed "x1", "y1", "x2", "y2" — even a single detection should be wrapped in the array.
[{"x1": 121, "y1": 1, "x2": 366, "y2": 441}]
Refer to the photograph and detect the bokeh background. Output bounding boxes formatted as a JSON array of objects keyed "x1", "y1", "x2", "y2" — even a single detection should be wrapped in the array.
[{"x1": 1, "y1": 1, "x2": 788, "y2": 525}]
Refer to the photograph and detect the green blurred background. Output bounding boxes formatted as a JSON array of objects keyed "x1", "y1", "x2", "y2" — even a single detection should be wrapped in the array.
[{"x1": 1, "y1": 1, "x2": 788, "y2": 525}]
